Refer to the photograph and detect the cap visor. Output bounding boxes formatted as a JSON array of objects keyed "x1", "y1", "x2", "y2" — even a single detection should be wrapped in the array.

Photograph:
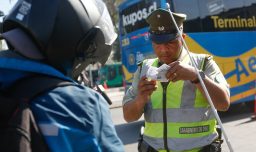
[{"x1": 150, "y1": 33, "x2": 178, "y2": 44}]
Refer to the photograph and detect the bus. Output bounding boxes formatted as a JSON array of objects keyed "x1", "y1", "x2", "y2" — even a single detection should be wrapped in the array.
[
  {"x1": 99, "y1": 62, "x2": 123, "y2": 88},
  {"x1": 118, "y1": 0, "x2": 256, "y2": 105}
]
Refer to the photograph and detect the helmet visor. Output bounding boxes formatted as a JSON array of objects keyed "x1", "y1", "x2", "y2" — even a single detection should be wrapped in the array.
[
  {"x1": 95, "y1": 0, "x2": 117, "y2": 45},
  {"x1": 81, "y1": 0, "x2": 117, "y2": 45}
]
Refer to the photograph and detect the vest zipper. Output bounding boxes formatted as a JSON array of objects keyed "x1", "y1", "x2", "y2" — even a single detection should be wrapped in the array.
[{"x1": 161, "y1": 82, "x2": 169, "y2": 152}]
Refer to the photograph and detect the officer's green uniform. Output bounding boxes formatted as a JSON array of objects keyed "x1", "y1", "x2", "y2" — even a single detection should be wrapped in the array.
[{"x1": 122, "y1": 9, "x2": 230, "y2": 152}]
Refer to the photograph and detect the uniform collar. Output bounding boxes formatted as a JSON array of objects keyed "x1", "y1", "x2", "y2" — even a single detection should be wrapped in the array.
[{"x1": 177, "y1": 47, "x2": 188, "y2": 61}]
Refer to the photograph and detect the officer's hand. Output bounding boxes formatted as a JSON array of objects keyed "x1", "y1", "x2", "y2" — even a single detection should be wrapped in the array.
[
  {"x1": 137, "y1": 76, "x2": 157, "y2": 102},
  {"x1": 166, "y1": 61, "x2": 197, "y2": 82}
]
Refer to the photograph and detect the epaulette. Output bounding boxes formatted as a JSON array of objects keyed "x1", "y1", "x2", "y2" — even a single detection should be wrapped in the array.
[
  {"x1": 202, "y1": 54, "x2": 213, "y2": 71},
  {"x1": 205, "y1": 54, "x2": 213, "y2": 61},
  {"x1": 137, "y1": 61, "x2": 143, "y2": 67},
  {"x1": 137, "y1": 61, "x2": 143, "y2": 73}
]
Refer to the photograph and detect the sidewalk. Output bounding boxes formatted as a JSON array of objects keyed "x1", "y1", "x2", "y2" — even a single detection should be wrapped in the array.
[{"x1": 104, "y1": 87, "x2": 125, "y2": 109}]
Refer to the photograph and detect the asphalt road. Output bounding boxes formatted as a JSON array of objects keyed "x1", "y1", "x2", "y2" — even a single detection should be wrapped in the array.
[{"x1": 111, "y1": 102, "x2": 256, "y2": 152}]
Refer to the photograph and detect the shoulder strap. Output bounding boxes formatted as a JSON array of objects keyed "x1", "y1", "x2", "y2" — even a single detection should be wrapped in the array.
[
  {"x1": 201, "y1": 54, "x2": 213, "y2": 71},
  {"x1": 137, "y1": 61, "x2": 143, "y2": 74},
  {"x1": 0, "y1": 75, "x2": 72, "y2": 152},
  {"x1": 8, "y1": 75, "x2": 75, "y2": 101}
]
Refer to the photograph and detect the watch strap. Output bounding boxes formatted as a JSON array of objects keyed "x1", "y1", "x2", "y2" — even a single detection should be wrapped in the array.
[
  {"x1": 191, "y1": 70, "x2": 205, "y2": 84},
  {"x1": 191, "y1": 77, "x2": 200, "y2": 84}
]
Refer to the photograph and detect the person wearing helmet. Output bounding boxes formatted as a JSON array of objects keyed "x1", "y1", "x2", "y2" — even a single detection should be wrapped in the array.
[{"x1": 0, "y1": 0, "x2": 124, "y2": 151}]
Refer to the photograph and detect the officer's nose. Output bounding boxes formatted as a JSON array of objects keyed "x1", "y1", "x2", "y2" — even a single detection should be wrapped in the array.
[{"x1": 158, "y1": 44, "x2": 168, "y2": 53}]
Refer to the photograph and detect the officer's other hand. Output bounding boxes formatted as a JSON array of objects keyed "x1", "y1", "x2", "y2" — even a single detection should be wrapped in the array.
[
  {"x1": 137, "y1": 76, "x2": 157, "y2": 102},
  {"x1": 166, "y1": 61, "x2": 197, "y2": 82}
]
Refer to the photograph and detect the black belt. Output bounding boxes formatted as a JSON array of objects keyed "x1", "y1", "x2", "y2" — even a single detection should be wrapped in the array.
[
  {"x1": 138, "y1": 141, "x2": 158, "y2": 152},
  {"x1": 139, "y1": 140, "x2": 222, "y2": 152}
]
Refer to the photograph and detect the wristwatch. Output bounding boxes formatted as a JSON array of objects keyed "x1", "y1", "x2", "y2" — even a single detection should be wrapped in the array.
[{"x1": 191, "y1": 70, "x2": 205, "y2": 84}]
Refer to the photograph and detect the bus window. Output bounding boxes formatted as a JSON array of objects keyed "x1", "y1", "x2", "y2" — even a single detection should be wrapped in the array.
[
  {"x1": 108, "y1": 66, "x2": 116, "y2": 81},
  {"x1": 198, "y1": 0, "x2": 245, "y2": 18},
  {"x1": 173, "y1": 0, "x2": 202, "y2": 32},
  {"x1": 118, "y1": 65, "x2": 123, "y2": 76},
  {"x1": 245, "y1": 0, "x2": 256, "y2": 17},
  {"x1": 223, "y1": 0, "x2": 244, "y2": 10},
  {"x1": 173, "y1": 0, "x2": 200, "y2": 20},
  {"x1": 244, "y1": 0, "x2": 256, "y2": 6}
]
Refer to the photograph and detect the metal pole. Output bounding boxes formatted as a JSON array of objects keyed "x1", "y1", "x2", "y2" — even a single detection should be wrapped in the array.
[
  {"x1": 166, "y1": 3, "x2": 234, "y2": 152},
  {"x1": 254, "y1": 80, "x2": 256, "y2": 117}
]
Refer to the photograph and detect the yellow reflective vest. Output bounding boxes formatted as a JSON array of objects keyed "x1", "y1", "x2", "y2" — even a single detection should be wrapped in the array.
[{"x1": 141, "y1": 55, "x2": 218, "y2": 152}]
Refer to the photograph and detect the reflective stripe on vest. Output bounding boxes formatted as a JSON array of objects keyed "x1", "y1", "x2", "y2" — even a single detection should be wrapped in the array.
[{"x1": 142, "y1": 56, "x2": 217, "y2": 151}]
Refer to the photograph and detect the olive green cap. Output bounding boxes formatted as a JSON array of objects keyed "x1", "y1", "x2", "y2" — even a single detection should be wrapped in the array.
[{"x1": 146, "y1": 8, "x2": 186, "y2": 43}]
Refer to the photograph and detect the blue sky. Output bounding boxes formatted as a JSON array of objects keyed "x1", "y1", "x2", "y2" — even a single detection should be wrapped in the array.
[{"x1": 0, "y1": 0, "x2": 17, "y2": 17}]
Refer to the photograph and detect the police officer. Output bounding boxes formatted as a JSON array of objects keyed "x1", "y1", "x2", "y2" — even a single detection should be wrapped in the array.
[
  {"x1": 0, "y1": 0, "x2": 124, "y2": 151},
  {"x1": 122, "y1": 8, "x2": 230, "y2": 152}
]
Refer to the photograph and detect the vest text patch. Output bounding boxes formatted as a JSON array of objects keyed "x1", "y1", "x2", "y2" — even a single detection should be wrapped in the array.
[{"x1": 179, "y1": 125, "x2": 210, "y2": 134}]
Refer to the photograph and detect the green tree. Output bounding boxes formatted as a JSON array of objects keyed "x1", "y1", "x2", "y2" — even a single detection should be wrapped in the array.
[{"x1": 103, "y1": 0, "x2": 124, "y2": 62}]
